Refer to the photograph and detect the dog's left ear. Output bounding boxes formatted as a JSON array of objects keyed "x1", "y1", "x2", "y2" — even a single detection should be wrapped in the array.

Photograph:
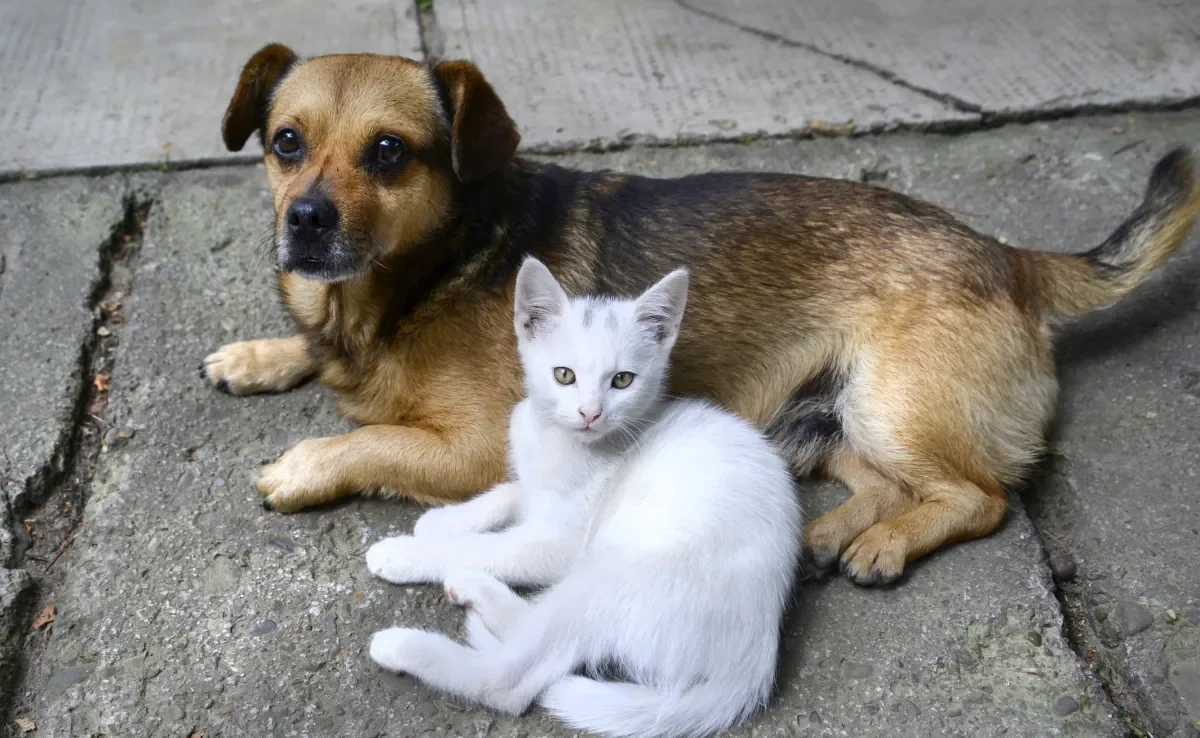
[
  {"x1": 434, "y1": 61, "x2": 520, "y2": 183},
  {"x1": 222, "y1": 43, "x2": 299, "y2": 152}
]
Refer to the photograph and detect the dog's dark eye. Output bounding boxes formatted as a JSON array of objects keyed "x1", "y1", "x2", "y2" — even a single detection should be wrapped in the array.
[
  {"x1": 272, "y1": 128, "x2": 302, "y2": 159},
  {"x1": 372, "y1": 134, "x2": 408, "y2": 169}
]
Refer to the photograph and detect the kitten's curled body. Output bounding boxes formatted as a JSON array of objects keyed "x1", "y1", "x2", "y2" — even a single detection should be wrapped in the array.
[{"x1": 366, "y1": 258, "x2": 802, "y2": 738}]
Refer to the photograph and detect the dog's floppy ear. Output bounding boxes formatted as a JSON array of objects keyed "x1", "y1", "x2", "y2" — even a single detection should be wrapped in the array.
[
  {"x1": 222, "y1": 44, "x2": 299, "y2": 152},
  {"x1": 433, "y1": 61, "x2": 520, "y2": 183}
]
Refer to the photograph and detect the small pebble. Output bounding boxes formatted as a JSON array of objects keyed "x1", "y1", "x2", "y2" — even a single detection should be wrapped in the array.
[
  {"x1": 952, "y1": 649, "x2": 978, "y2": 669},
  {"x1": 843, "y1": 663, "x2": 873, "y2": 679},
  {"x1": 1052, "y1": 695, "x2": 1079, "y2": 716},
  {"x1": 1026, "y1": 631, "x2": 1043, "y2": 646},
  {"x1": 1048, "y1": 551, "x2": 1077, "y2": 583},
  {"x1": 168, "y1": 704, "x2": 185, "y2": 721},
  {"x1": 267, "y1": 536, "x2": 296, "y2": 553},
  {"x1": 1116, "y1": 602, "x2": 1155, "y2": 637},
  {"x1": 947, "y1": 707, "x2": 963, "y2": 718},
  {"x1": 807, "y1": 711, "x2": 822, "y2": 725}
]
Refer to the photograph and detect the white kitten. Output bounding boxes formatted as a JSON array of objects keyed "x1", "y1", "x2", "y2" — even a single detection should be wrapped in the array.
[{"x1": 366, "y1": 257, "x2": 802, "y2": 738}]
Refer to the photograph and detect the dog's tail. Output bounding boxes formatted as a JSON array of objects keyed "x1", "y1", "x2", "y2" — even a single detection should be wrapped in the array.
[
  {"x1": 1030, "y1": 146, "x2": 1200, "y2": 320},
  {"x1": 541, "y1": 675, "x2": 766, "y2": 738}
]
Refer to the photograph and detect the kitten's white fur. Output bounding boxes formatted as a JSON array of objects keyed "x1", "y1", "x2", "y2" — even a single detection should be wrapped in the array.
[{"x1": 366, "y1": 258, "x2": 802, "y2": 738}]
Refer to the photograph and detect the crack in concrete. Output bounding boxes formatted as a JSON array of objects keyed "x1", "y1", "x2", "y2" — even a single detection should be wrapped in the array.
[
  {"x1": 672, "y1": 0, "x2": 983, "y2": 115},
  {"x1": 414, "y1": 0, "x2": 446, "y2": 63},
  {"x1": 1020, "y1": 465, "x2": 1152, "y2": 736},
  {"x1": 0, "y1": 188, "x2": 154, "y2": 729}
]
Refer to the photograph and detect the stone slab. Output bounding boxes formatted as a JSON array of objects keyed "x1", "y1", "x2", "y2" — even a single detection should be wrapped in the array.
[
  {"x1": 21, "y1": 117, "x2": 1190, "y2": 734},
  {"x1": 0, "y1": 178, "x2": 128, "y2": 521},
  {"x1": 435, "y1": 0, "x2": 970, "y2": 151},
  {"x1": 0, "y1": 0, "x2": 423, "y2": 175},
  {"x1": 1028, "y1": 129, "x2": 1200, "y2": 736},
  {"x1": 684, "y1": 0, "x2": 1200, "y2": 116}
]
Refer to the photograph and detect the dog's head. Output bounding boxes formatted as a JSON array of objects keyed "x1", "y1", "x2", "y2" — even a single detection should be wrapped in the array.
[{"x1": 222, "y1": 44, "x2": 520, "y2": 281}]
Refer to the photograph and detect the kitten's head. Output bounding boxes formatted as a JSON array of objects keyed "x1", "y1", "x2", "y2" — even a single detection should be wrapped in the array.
[{"x1": 513, "y1": 258, "x2": 689, "y2": 442}]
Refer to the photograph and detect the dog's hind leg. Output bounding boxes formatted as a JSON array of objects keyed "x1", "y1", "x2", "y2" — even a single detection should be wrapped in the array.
[
  {"x1": 839, "y1": 476, "x2": 1007, "y2": 585},
  {"x1": 803, "y1": 447, "x2": 919, "y2": 573},
  {"x1": 814, "y1": 303, "x2": 1056, "y2": 585}
]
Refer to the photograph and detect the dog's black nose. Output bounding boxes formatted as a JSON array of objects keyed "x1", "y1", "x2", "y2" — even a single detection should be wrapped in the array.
[{"x1": 287, "y1": 196, "x2": 339, "y2": 241}]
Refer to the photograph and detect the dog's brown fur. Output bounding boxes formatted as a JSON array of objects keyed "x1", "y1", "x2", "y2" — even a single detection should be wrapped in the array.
[{"x1": 204, "y1": 44, "x2": 1200, "y2": 585}]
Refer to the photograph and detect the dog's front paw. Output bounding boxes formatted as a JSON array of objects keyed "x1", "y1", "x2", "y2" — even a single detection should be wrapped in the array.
[
  {"x1": 370, "y1": 627, "x2": 430, "y2": 673},
  {"x1": 202, "y1": 337, "x2": 311, "y2": 396},
  {"x1": 366, "y1": 536, "x2": 435, "y2": 584},
  {"x1": 256, "y1": 438, "x2": 343, "y2": 512},
  {"x1": 840, "y1": 522, "x2": 907, "y2": 586}
]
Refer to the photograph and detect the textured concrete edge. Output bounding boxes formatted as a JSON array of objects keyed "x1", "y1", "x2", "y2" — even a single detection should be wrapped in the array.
[
  {"x1": 0, "y1": 569, "x2": 34, "y2": 716},
  {"x1": 5, "y1": 95, "x2": 1200, "y2": 182},
  {"x1": 0, "y1": 178, "x2": 161, "y2": 730}
]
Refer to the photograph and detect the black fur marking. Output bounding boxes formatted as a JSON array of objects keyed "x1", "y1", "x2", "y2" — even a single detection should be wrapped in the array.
[
  {"x1": 765, "y1": 368, "x2": 846, "y2": 476},
  {"x1": 1086, "y1": 146, "x2": 1194, "y2": 274}
]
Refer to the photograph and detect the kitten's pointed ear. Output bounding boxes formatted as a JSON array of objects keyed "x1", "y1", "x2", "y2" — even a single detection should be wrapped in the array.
[
  {"x1": 635, "y1": 269, "x2": 689, "y2": 344},
  {"x1": 514, "y1": 258, "x2": 569, "y2": 340}
]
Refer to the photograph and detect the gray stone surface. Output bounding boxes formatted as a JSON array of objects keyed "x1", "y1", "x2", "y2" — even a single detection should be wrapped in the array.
[
  {"x1": 1026, "y1": 115, "x2": 1200, "y2": 733},
  {"x1": 0, "y1": 178, "x2": 126, "y2": 518},
  {"x1": 0, "y1": 0, "x2": 423, "y2": 175},
  {"x1": 0, "y1": 568, "x2": 33, "y2": 708},
  {"x1": 33, "y1": 113, "x2": 1200, "y2": 734},
  {"x1": 684, "y1": 0, "x2": 1200, "y2": 117},
  {"x1": 435, "y1": 0, "x2": 971, "y2": 151},
  {"x1": 4, "y1": 0, "x2": 1199, "y2": 173}
]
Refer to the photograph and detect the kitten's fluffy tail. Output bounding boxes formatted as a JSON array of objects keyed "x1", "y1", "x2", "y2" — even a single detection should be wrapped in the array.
[{"x1": 541, "y1": 674, "x2": 765, "y2": 738}]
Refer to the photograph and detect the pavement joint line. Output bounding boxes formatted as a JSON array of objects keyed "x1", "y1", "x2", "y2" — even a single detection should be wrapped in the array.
[
  {"x1": 7, "y1": 98, "x2": 1200, "y2": 186},
  {"x1": 672, "y1": 0, "x2": 984, "y2": 115},
  {"x1": 414, "y1": 0, "x2": 442, "y2": 62},
  {"x1": 1021, "y1": 467, "x2": 1152, "y2": 736}
]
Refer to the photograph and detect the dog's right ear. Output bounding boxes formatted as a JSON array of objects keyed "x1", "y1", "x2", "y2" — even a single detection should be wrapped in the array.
[
  {"x1": 222, "y1": 44, "x2": 299, "y2": 152},
  {"x1": 434, "y1": 61, "x2": 521, "y2": 183}
]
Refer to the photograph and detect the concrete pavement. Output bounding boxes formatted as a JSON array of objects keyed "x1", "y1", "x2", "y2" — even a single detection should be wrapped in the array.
[
  {"x1": 3, "y1": 0, "x2": 1199, "y2": 173},
  {"x1": 2, "y1": 0, "x2": 1200, "y2": 735},
  {"x1": 3, "y1": 111, "x2": 1200, "y2": 737}
]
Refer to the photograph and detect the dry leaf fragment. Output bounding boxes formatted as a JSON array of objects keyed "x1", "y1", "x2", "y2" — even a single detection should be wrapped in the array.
[
  {"x1": 14, "y1": 716, "x2": 36, "y2": 733},
  {"x1": 31, "y1": 604, "x2": 55, "y2": 631},
  {"x1": 809, "y1": 119, "x2": 857, "y2": 136},
  {"x1": 93, "y1": 374, "x2": 111, "y2": 392}
]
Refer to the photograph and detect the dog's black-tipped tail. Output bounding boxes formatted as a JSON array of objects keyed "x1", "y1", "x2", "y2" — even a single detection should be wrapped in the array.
[{"x1": 1032, "y1": 146, "x2": 1200, "y2": 320}]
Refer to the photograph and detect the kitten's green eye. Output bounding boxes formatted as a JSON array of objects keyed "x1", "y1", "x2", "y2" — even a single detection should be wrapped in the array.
[
  {"x1": 554, "y1": 367, "x2": 576, "y2": 385},
  {"x1": 611, "y1": 371, "x2": 636, "y2": 389}
]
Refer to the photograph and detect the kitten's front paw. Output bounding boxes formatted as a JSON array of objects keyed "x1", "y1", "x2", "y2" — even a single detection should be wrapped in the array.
[
  {"x1": 366, "y1": 536, "x2": 432, "y2": 584},
  {"x1": 370, "y1": 627, "x2": 428, "y2": 673},
  {"x1": 413, "y1": 505, "x2": 470, "y2": 538},
  {"x1": 442, "y1": 569, "x2": 498, "y2": 608}
]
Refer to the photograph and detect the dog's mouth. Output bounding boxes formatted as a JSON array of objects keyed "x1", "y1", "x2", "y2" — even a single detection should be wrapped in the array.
[{"x1": 274, "y1": 235, "x2": 368, "y2": 283}]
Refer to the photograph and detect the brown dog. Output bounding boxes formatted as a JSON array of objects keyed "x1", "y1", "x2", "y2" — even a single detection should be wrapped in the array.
[{"x1": 204, "y1": 44, "x2": 1200, "y2": 585}]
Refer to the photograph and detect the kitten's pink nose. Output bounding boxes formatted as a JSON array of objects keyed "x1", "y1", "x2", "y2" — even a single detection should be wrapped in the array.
[{"x1": 579, "y1": 408, "x2": 602, "y2": 426}]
